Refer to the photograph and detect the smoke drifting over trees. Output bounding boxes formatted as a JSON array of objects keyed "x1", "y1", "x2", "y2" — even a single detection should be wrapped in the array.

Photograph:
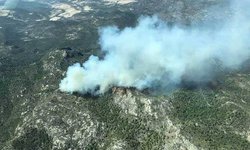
[{"x1": 60, "y1": 0, "x2": 250, "y2": 95}]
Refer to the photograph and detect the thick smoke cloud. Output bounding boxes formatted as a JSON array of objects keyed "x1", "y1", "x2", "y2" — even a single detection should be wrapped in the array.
[{"x1": 60, "y1": 0, "x2": 250, "y2": 95}]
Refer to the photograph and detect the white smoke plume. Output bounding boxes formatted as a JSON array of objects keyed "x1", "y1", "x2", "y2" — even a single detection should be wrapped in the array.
[
  {"x1": 59, "y1": 0, "x2": 250, "y2": 95},
  {"x1": 2, "y1": 0, "x2": 20, "y2": 9}
]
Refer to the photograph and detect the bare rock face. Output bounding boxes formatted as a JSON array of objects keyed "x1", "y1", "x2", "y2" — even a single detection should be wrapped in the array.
[
  {"x1": 111, "y1": 87, "x2": 200, "y2": 149},
  {"x1": 16, "y1": 94, "x2": 100, "y2": 149}
]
